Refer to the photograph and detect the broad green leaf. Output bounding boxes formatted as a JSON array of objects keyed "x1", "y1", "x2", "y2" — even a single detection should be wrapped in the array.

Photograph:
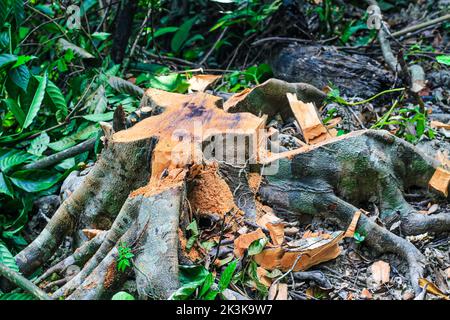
[
  {"x1": 199, "y1": 272, "x2": 214, "y2": 298},
  {"x1": 8, "y1": 65, "x2": 30, "y2": 92},
  {"x1": 12, "y1": 55, "x2": 35, "y2": 68},
  {"x1": 45, "y1": 80, "x2": 68, "y2": 121},
  {"x1": 92, "y1": 32, "x2": 111, "y2": 40},
  {"x1": 47, "y1": 136, "x2": 77, "y2": 152},
  {"x1": 0, "y1": 54, "x2": 17, "y2": 71},
  {"x1": 111, "y1": 291, "x2": 135, "y2": 300},
  {"x1": 169, "y1": 284, "x2": 198, "y2": 300},
  {"x1": 28, "y1": 132, "x2": 50, "y2": 156},
  {"x1": 153, "y1": 27, "x2": 178, "y2": 38},
  {"x1": 58, "y1": 39, "x2": 94, "y2": 59},
  {"x1": 203, "y1": 290, "x2": 219, "y2": 300},
  {"x1": 179, "y1": 264, "x2": 209, "y2": 286},
  {"x1": 2, "y1": 98, "x2": 25, "y2": 126},
  {"x1": 171, "y1": 17, "x2": 196, "y2": 52},
  {"x1": 85, "y1": 85, "x2": 107, "y2": 114},
  {"x1": 0, "y1": 241, "x2": 20, "y2": 272},
  {"x1": 23, "y1": 74, "x2": 47, "y2": 129},
  {"x1": 247, "y1": 237, "x2": 268, "y2": 256},
  {"x1": 10, "y1": 169, "x2": 62, "y2": 192},
  {"x1": 0, "y1": 172, "x2": 13, "y2": 197},
  {"x1": 436, "y1": 55, "x2": 450, "y2": 66},
  {"x1": 108, "y1": 76, "x2": 144, "y2": 97},
  {"x1": 0, "y1": 149, "x2": 33, "y2": 171},
  {"x1": 0, "y1": 0, "x2": 9, "y2": 24},
  {"x1": 83, "y1": 112, "x2": 114, "y2": 122},
  {"x1": 218, "y1": 260, "x2": 237, "y2": 292},
  {"x1": 12, "y1": 0, "x2": 25, "y2": 25},
  {"x1": 186, "y1": 220, "x2": 199, "y2": 250},
  {"x1": 0, "y1": 292, "x2": 35, "y2": 300}
]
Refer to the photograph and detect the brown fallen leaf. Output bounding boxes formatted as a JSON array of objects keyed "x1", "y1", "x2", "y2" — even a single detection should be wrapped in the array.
[
  {"x1": 268, "y1": 282, "x2": 288, "y2": 300},
  {"x1": 256, "y1": 211, "x2": 281, "y2": 229},
  {"x1": 267, "y1": 222, "x2": 285, "y2": 246},
  {"x1": 430, "y1": 120, "x2": 450, "y2": 130},
  {"x1": 188, "y1": 74, "x2": 221, "y2": 92},
  {"x1": 233, "y1": 228, "x2": 266, "y2": 257},
  {"x1": 361, "y1": 288, "x2": 372, "y2": 299},
  {"x1": 286, "y1": 93, "x2": 331, "y2": 144},
  {"x1": 82, "y1": 228, "x2": 104, "y2": 240},
  {"x1": 429, "y1": 167, "x2": 450, "y2": 197},
  {"x1": 256, "y1": 267, "x2": 273, "y2": 287},
  {"x1": 419, "y1": 278, "x2": 450, "y2": 300},
  {"x1": 370, "y1": 260, "x2": 390, "y2": 286}
]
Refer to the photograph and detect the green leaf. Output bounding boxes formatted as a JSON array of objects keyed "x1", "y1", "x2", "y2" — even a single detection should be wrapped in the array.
[
  {"x1": 169, "y1": 283, "x2": 198, "y2": 300},
  {"x1": 171, "y1": 17, "x2": 196, "y2": 52},
  {"x1": 247, "y1": 237, "x2": 268, "y2": 256},
  {"x1": 108, "y1": 76, "x2": 144, "y2": 97},
  {"x1": 58, "y1": 39, "x2": 95, "y2": 59},
  {"x1": 45, "y1": 80, "x2": 68, "y2": 121},
  {"x1": 23, "y1": 74, "x2": 47, "y2": 129},
  {"x1": 179, "y1": 264, "x2": 209, "y2": 286},
  {"x1": 111, "y1": 291, "x2": 135, "y2": 300},
  {"x1": 85, "y1": 85, "x2": 107, "y2": 114},
  {"x1": 199, "y1": 272, "x2": 214, "y2": 298},
  {"x1": 0, "y1": 241, "x2": 20, "y2": 272},
  {"x1": 203, "y1": 290, "x2": 219, "y2": 300},
  {"x1": 0, "y1": 0, "x2": 9, "y2": 23},
  {"x1": 218, "y1": 260, "x2": 237, "y2": 292},
  {"x1": 28, "y1": 132, "x2": 50, "y2": 156},
  {"x1": 8, "y1": 65, "x2": 30, "y2": 92},
  {"x1": 153, "y1": 27, "x2": 178, "y2": 38},
  {"x1": 12, "y1": 0, "x2": 25, "y2": 25},
  {"x1": 0, "y1": 149, "x2": 33, "y2": 172},
  {"x1": 0, "y1": 292, "x2": 35, "y2": 300},
  {"x1": 3, "y1": 98, "x2": 25, "y2": 126},
  {"x1": 436, "y1": 55, "x2": 450, "y2": 66},
  {"x1": 0, "y1": 172, "x2": 13, "y2": 197},
  {"x1": 92, "y1": 32, "x2": 111, "y2": 41},
  {"x1": 10, "y1": 169, "x2": 62, "y2": 192},
  {"x1": 0, "y1": 54, "x2": 17, "y2": 71},
  {"x1": 82, "y1": 112, "x2": 114, "y2": 122},
  {"x1": 186, "y1": 220, "x2": 199, "y2": 250}
]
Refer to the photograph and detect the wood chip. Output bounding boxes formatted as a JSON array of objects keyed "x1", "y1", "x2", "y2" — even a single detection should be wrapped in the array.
[
  {"x1": 188, "y1": 74, "x2": 221, "y2": 92},
  {"x1": 361, "y1": 288, "x2": 373, "y2": 299},
  {"x1": 267, "y1": 222, "x2": 285, "y2": 246},
  {"x1": 268, "y1": 282, "x2": 288, "y2": 300},
  {"x1": 430, "y1": 120, "x2": 450, "y2": 130},
  {"x1": 286, "y1": 93, "x2": 331, "y2": 144},
  {"x1": 429, "y1": 167, "x2": 450, "y2": 197},
  {"x1": 370, "y1": 260, "x2": 390, "y2": 285}
]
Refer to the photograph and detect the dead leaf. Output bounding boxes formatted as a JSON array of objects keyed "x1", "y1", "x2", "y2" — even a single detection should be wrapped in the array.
[
  {"x1": 188, "y1": 74, "x2": 221, "y2": 92},
  {"x1": 370, "y1": 260, "x2": 390, "y2": 286},
  {"x1": 256, "y1": 211, "x2": 281, "y2": 229},
  {"x1": 427, "y1": 203, "x2": 439, "y2": 215},
  {"x1": 430, "y1": 120, "x2": 450, "y2": 130},
  {"x1": 233, "y1": 228, "x2": 266, "y2": 257},
  {"x1": 429, "y1": 167, "x2": 450, "y2": 197},
  {"x1": 267, "y1": 222, "x2": 285, "y2": 246},
  {"x1": 256, "y1": 267, "x2": 273, "y2": 287},
  {"x1": 361, "y1": 288, "x2": 373, "y2": 299},
  {"x1": 286, "y1": 93, "x2": 331, "y2": 144},
  {"x1": 268, "y1": 282, "x2": 288, "y2": 300},
  {"x1": 82, "y1": 229, "x2": 104, "y2": 240},
  {"x1": 419, "y1": 278, "x2": 450, "y2": 300}
]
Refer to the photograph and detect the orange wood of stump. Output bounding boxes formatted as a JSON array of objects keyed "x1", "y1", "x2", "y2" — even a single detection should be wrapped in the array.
[{"x1": 113, "y1": 88, "x2": 266, "y2": 195}]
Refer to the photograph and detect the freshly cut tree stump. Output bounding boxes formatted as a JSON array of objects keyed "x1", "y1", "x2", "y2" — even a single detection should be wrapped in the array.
[{"x1": 10, "y1": 79, "x2": 449, "y2": 299}]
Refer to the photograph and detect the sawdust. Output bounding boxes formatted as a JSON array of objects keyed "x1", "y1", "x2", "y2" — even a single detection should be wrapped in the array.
[
  {"x1": 104, "y1": 261, "x2": 117, "y2": 289},
  {"x1": 188, "y1": 164, "x2": 237, "y2": 217}
]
